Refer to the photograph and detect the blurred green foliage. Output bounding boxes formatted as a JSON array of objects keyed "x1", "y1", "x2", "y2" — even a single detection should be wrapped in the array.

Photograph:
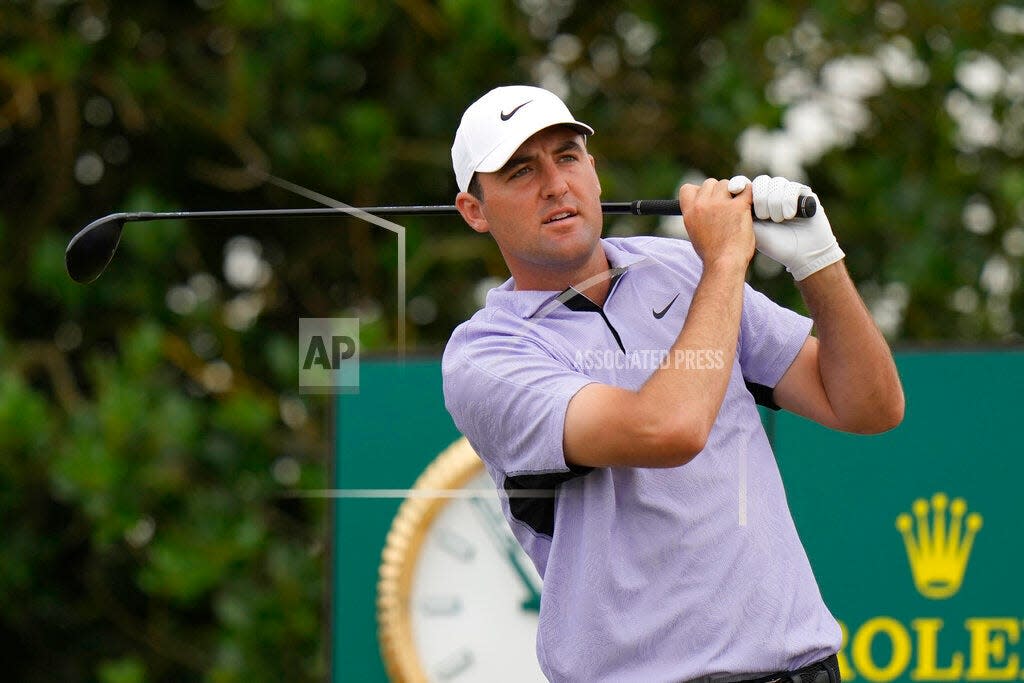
[{"x1": 2, "y1": 0, "x2": 1024, "y2": 680}]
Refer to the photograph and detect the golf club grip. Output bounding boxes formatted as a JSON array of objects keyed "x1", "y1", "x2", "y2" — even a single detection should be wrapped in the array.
[{"x1": 630, "y1": 195, "x2": 817, "y2": 218}]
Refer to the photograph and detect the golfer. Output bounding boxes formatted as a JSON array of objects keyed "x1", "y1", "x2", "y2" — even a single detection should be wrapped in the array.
[{"x1": 442, "y1": 85, "x2": 903, "y2": 682}]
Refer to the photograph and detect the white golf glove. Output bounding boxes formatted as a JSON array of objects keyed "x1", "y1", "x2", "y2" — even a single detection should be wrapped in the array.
[{"x1": 728, "y1": 174, "x2": 845, "y2": 281}]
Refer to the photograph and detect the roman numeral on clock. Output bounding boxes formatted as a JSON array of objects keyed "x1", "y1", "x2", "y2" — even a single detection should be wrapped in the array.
[
  {"x1": 436, "y1": 527, "x2": 476, "y2": 562},
  {"x1": 419, "y1": 595, "x2": 462, "y2": 616},
  {"x1": 435, "y1": 648, "x2": 475, "y2": 680}
]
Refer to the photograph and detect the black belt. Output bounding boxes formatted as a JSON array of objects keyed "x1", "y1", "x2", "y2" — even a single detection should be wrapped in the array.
[{"x1": 738, "y1": 654, "x2": 840, "y2": 683}]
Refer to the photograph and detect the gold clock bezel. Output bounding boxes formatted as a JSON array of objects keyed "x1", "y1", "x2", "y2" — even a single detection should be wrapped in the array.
[{"x1": 376, "y1": 436, "x2": 485, "y2": 682}]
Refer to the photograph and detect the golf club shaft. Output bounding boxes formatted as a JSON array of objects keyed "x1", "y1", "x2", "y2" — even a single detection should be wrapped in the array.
[
  {"x1": 65, "y1": 197, "x2": 817, "y2": 284},
  {"x1": 99, "y1": 197, "x2": 815, "y2": 222}
]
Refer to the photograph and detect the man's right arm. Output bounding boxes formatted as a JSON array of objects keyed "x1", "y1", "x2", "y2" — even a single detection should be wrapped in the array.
[{"x1": 563, "y1": 179, "x2": 755, "y2": 469}]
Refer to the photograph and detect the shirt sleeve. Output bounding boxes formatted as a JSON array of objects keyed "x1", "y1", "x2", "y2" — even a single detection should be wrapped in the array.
[
  {"x1": 442, "y1": 324, "x2": 594, "y2": 477},
  {"x1": 738, "y1": 284, "x2": 813, "y2": 388}
]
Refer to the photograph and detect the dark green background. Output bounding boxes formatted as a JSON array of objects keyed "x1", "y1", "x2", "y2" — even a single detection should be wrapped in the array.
[{"x1": 334, "y1": 352, "x2": 1024, "y2": 682}]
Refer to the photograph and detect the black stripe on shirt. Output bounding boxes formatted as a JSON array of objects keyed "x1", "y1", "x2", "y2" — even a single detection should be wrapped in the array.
[
  {"x1": 745, "y1": 380, "x2": 780, "y2": 411},
  {"x1": 504, "y1": 466, "x2": 593, "y2": 537}
]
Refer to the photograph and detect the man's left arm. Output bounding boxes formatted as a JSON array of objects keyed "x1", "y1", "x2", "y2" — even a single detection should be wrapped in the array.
[
  {"x1": 774, "y1": 262, "x2": 905, "y2": 434},
  {"x1": 729, "y1": 174, "x2": 904, "y2": 434}
]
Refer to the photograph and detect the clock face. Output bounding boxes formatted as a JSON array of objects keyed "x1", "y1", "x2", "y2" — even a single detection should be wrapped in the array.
[
  {"x1": 377, "y1": 438, "x2": 548, "y2": 683},
  {"x1": 409, "y1": 469, "x2": 546, "y2": 682}
]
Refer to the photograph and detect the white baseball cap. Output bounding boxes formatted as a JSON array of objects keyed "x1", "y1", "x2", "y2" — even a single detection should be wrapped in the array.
[{"x1": 451, "y1": 85, "x2": 594, "y2": 192}]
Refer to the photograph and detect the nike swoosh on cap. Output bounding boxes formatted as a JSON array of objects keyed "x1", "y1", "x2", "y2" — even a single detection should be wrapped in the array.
[
  {"x1": 500, "y1": 100, "x2": 533, "y2": 121},
  {"x1": 652, "y1": 293, "x2": 680, "y2": 319}
]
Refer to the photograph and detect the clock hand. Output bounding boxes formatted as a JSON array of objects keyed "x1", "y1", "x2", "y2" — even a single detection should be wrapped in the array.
[
  {"x1": 505, "y1": 542, "x2": 542, "y2": 613},
  {"x1": 470, "y1": 498, "x2": 542, "y2": 613}
]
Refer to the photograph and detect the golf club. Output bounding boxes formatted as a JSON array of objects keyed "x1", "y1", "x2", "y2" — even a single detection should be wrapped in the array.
[{"x1": 65, "y1": 196, "x2": 816, "y2": 284}]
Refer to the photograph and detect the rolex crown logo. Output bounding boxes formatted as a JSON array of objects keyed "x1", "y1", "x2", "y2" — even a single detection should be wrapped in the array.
[{"x1": 895, "y1": 493, "x2": 983, "y2": 600}]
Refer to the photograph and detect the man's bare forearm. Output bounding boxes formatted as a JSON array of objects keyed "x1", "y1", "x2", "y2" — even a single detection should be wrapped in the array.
[
  {"x1": 640, "y1": 256, "x2": 748, "y2": 451},
  {"x1": 564, "y1": 180, "x2": 756, "y2": 469}
]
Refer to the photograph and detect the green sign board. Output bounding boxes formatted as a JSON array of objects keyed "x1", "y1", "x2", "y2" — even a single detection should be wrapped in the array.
[
  {"x1": 332, "y1": 361, "x2": 462, "y2": 682},
  {"x1": 333, "y1": 352, "x2": 1024, "y2": 682},
  {"x1": 774, "y1": 351, "x2": 1024, "y2": 682}
]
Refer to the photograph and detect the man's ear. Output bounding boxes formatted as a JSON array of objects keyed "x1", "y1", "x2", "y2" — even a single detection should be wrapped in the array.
[
  {"x1": 589, "y1": 154, "x2": 602, "y2": 196},
  {"x1": 455, "y1": 191, "x2": 489, "y2": 234}
]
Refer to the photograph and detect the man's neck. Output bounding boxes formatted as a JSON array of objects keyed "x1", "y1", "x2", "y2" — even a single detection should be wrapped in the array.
[{"x1": 509, "y1": 247, "x2": 614, "y2": 306}]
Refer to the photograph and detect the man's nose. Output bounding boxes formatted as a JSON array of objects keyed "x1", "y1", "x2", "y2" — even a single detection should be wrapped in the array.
[{"x1": 538, "y1": 160, "x2": 569, "y2": 199}]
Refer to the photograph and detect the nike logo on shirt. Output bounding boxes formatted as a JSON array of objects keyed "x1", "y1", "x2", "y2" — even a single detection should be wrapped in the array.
[
  {"x1": 653, "y1": 294, "x2": 680, "y2": 319},
  {"x1": 500, "y1": 100, "x2": 532, "y2": 120}
]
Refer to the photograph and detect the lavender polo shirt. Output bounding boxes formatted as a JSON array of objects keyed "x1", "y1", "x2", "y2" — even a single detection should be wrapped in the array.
[{"x1": 442, "y1": 236, "x2": 841, "y2": 682}]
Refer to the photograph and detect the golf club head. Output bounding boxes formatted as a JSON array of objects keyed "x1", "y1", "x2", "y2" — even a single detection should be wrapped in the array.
[{"x1": 65, "y1": 213, "x2": 126, "y2": 283}]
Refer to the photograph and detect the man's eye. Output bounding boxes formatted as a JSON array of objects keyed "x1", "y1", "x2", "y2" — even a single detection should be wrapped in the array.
[
  {"x1": 560, "y1": 154, "x2": 578, "y2": 162},
  {"x1": 510, "y1": 167, "x2": 530, "y2": 179}
]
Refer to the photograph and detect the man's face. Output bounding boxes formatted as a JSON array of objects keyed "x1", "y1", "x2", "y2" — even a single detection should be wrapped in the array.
[{"x1": 456, "y1": 125, "x2": 604, "y2": 287}]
